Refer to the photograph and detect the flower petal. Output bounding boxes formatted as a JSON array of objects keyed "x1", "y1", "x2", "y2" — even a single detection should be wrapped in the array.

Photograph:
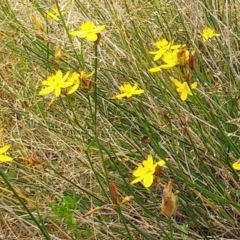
[
  {"x1": 55, "y1": 70, "x2": 62, "y2": 80},
  {"x1": 142, "y1": 174, "x2": 154, "y2": 188},
  {"x1": 191, "y1": 82, "x2": 198, "y2": 89},
  {"x1": 180, "y1": 91, "x2": 188, "y2": 101},
  {"x1": 159, "y1": 64, "x2": 175, "y2": 69},
  {"x1": 54, "y1": 87, "x2": 61, "y2": 97},
  {"x1": 67, "y1": 84, "x2": 79, "y2": 94},
  {"x1": 39, "y1": 87, "x2": 54, "y2": 95},
  {"x1": 149, "y1": 66, "x2": 162, "y2": 73},
  {"x1": 133, "y1": 89, "x2": 144, "y2": 95},
  {"x1": 156, "y1": 159, "x2": 167, "y2": 167},
  {"x1": 172, "y1": 79, "x2": 182, "y2": 88},
  {"x1": 0, "y1": 145, "x2": 11, "y2": 154},
  {"x1": 69, "y1": 30, "x2": 85, "y2": 36},
  {"x1": 93, "y1": 25, "x2": 105, "y2": 33},
  {"x1": 0, "y1": 155, "x2": 13, "y2": 162},
  {"x1": 146, "y1": 155, "x2": 153, "y2": 166},
  {"x1": 86, "y1": 33, "x2": 98, "y2": 42},
  {"x1": 61, "y1": 82, "x2": 73, "y2": 88},
  {"x1": 62, "y1": 71, "x2": 71, "y2": 82},
  {"x1": 232, "y1": 161, "x2": 240, "y2": 170},
  {"x1": 115, "y1": 93, "x2": 127, "y2": 99},
  {"x1": 131, "y1": 175, "x2": 144, "y2": 185}
]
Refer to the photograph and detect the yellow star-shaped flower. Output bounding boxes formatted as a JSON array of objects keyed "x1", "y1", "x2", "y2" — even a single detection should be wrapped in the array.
[
  {"x1": 131, "y1": 155, "x2": 167, "y2": 188},
  {"x1": 67, "y1": 70, "x2": 94, "y2": 94},
  {"x1": 149, "y1": 47, "x2": 189, "y2": 73},
  {"x1": 69, "y1": 21, "x2": 105, "y2": 42},
  {"x1": 114, "y1": 83, "x2": 144, "y2": 99},
  {"x1": 202, "y1": 27, "x2": 220, "y2": 42},
  {"x1": 149, "y1": 39, "x2": 181, "y2": 61},
  {"x1": 172, "y1": 78, "x2": 197, "y2": 101},
  {"x1": 39, "y1": 70, "x2": 72, "y2": 97}
]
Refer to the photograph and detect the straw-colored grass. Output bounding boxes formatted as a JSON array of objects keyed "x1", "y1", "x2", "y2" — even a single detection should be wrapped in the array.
[{"x1": 0, "y1": 0, "x2": 239, "y2": 239}]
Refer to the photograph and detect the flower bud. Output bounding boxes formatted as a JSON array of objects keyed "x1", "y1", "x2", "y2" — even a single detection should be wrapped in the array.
[
  {"x1": 109, "y1": 182, "x2": 120, "y2": 205},
  {"x1": 161, "y1": 178, "x2": 178, "y2": 217},
  {"x1": 94, "y1": 33, "x2": 102, "y2": 45},
  {"x1": 189, "y1": 49, "x2": 196, "y2": 70},
  {"x1": 178, "y1": 45, "x2": 189, "y2": 69}
]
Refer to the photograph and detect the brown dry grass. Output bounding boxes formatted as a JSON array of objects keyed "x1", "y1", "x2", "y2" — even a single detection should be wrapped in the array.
[{"x1": 0, "y1": 0, "x2": 240, "y2": 239}]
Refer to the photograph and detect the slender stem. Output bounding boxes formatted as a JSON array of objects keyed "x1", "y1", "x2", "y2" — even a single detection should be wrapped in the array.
[
  {"x1": 168, "y1": 217, "x2": 174, "y2": 240},
  {"x1": 0, "y1": 167, "x2": 51, "y2": 240},
  {"x1": 93, "y1": 43, "x2": 98, "y2": 133}
]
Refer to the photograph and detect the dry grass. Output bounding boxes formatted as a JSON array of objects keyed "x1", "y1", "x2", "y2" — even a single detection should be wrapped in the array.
[{"x1": 0, "y1": 0, "x2": 240, "y2": 239}]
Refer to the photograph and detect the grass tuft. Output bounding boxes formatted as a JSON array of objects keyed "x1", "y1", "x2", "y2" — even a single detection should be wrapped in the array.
[{"x1": 0, "y1": 0, "x2": 240, "y2": 239}]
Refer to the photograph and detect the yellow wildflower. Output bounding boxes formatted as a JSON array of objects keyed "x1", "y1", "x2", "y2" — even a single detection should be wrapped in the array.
[
  {"x1": 0, "y1": 145, "x2": 13, "y2": 162},
  {"x1": 149, "y1": 39, "x2": 181, "y2": 61},
  {"x1": 232, "y1": 160, "x2": 240, "y2": 170},
  {"x1": 39, "y1": 70, "x2": 72, "y2": 97},
  {"x1": 172, "y1": 78, "x2": 197, "y2": 101},
  {"x1": 114, "y1": 83, "x2": 144, "y2": 99},
  {"x1": 69, "y1": 21, "x2": 105, "y2": 42},
  {"x1": 149, "y1": 46, "x2": 189, "y2": 73},
  {"x1": 46, "y1": 7, "x2": 66, "y2": 22},
  {"x1": 131, "y1": 155, "x2": 167, "y2": 188},
  {"x1": 201, "y1": 27, "x2": 220, "y2": 42},
  {"x1": 67, "y1": 70, "x2": 94, "y2": 94}
]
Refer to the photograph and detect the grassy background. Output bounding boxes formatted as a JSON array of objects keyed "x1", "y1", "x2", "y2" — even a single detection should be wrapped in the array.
[{"x1": 0, "y1": 0, "x2": 240, "y2": 239}]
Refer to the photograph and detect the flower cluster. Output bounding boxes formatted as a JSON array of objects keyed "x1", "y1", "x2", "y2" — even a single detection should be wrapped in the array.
[
  {"x1": 149, "y1": 39, "x2": 198, "y2": 101},
  {"x1": 39, "y1": 69, "x2": 94, "y2": 97},
  {"x1": 35, "y1": 16, "x2": 223, "y2": 221},
  {"x1": 149, "y1": 40, "x2": 183, "y2": 73},
  {"x1": 148, "y1": 27, "x2": 219, "y2": 101}
]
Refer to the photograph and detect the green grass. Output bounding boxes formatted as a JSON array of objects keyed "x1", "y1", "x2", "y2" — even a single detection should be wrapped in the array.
[{"x1": 0, "y1": 0, "x2": 240, "y2": 239}]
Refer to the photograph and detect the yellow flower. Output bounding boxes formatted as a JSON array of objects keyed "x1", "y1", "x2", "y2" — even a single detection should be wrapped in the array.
[
  {"x1": 69, "y1": 21, "x2": 105, "y2": 42},
  {"x1": 172, "y1": 78, "x2": 197, "y2": 101},
  {"x1": 46, "y1": 7, "x2": 66, "y2": 22},
  {"x1": 149, "y1": 47, "x2": 189, "y2": 73},
  {"x1": 149, "y1": 39, "x2": 181, "y2": 61},
  {"x1": 232, "y1": 161, "x2": 240, "y2": 170},
  {"x1": 39, "y1": 70, "x2": 73, "y2": 97},
  {"x1": 0, "y1": 145, "x2": 13, "y2": 162},
  {"x1": 202, "y1": 27, "x2": 220, "y2": 42},
  {"x1": 114, "y1": 83, "x2": 144, "y2": 99},
  {"x1": 131, "y1": 155, "x2": 167, "y2": 188},
  {"x1": 67, "y1": 70, "x2": 94, "y2": 94}
]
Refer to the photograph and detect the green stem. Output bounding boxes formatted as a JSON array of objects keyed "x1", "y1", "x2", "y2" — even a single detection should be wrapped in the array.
[
  {"x1": 93, "y1": 44, "x2": 98, "y2": 133},
  {"x1": 0, "y1": 167, "x2": 51, "y2": 240},
  {"x1": 168, "y1": 217, "x2": 174, "y2": 240}
]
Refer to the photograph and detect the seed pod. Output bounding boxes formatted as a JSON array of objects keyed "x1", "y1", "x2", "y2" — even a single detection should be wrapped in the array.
[
  {"x1": 109, "y1": 182, "x2": 120, "y2": 205},
  {"x1": 161, "y1": 178, "x2": 178, "y2": 218},
  {"x1": 189, "y1": 49, "x2": 196, "y2": 70}
]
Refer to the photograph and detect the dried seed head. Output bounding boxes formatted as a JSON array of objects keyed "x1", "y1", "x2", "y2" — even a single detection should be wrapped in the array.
[{"x1": 161, "y1": 178, "x2": 178, "y2": 218}]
